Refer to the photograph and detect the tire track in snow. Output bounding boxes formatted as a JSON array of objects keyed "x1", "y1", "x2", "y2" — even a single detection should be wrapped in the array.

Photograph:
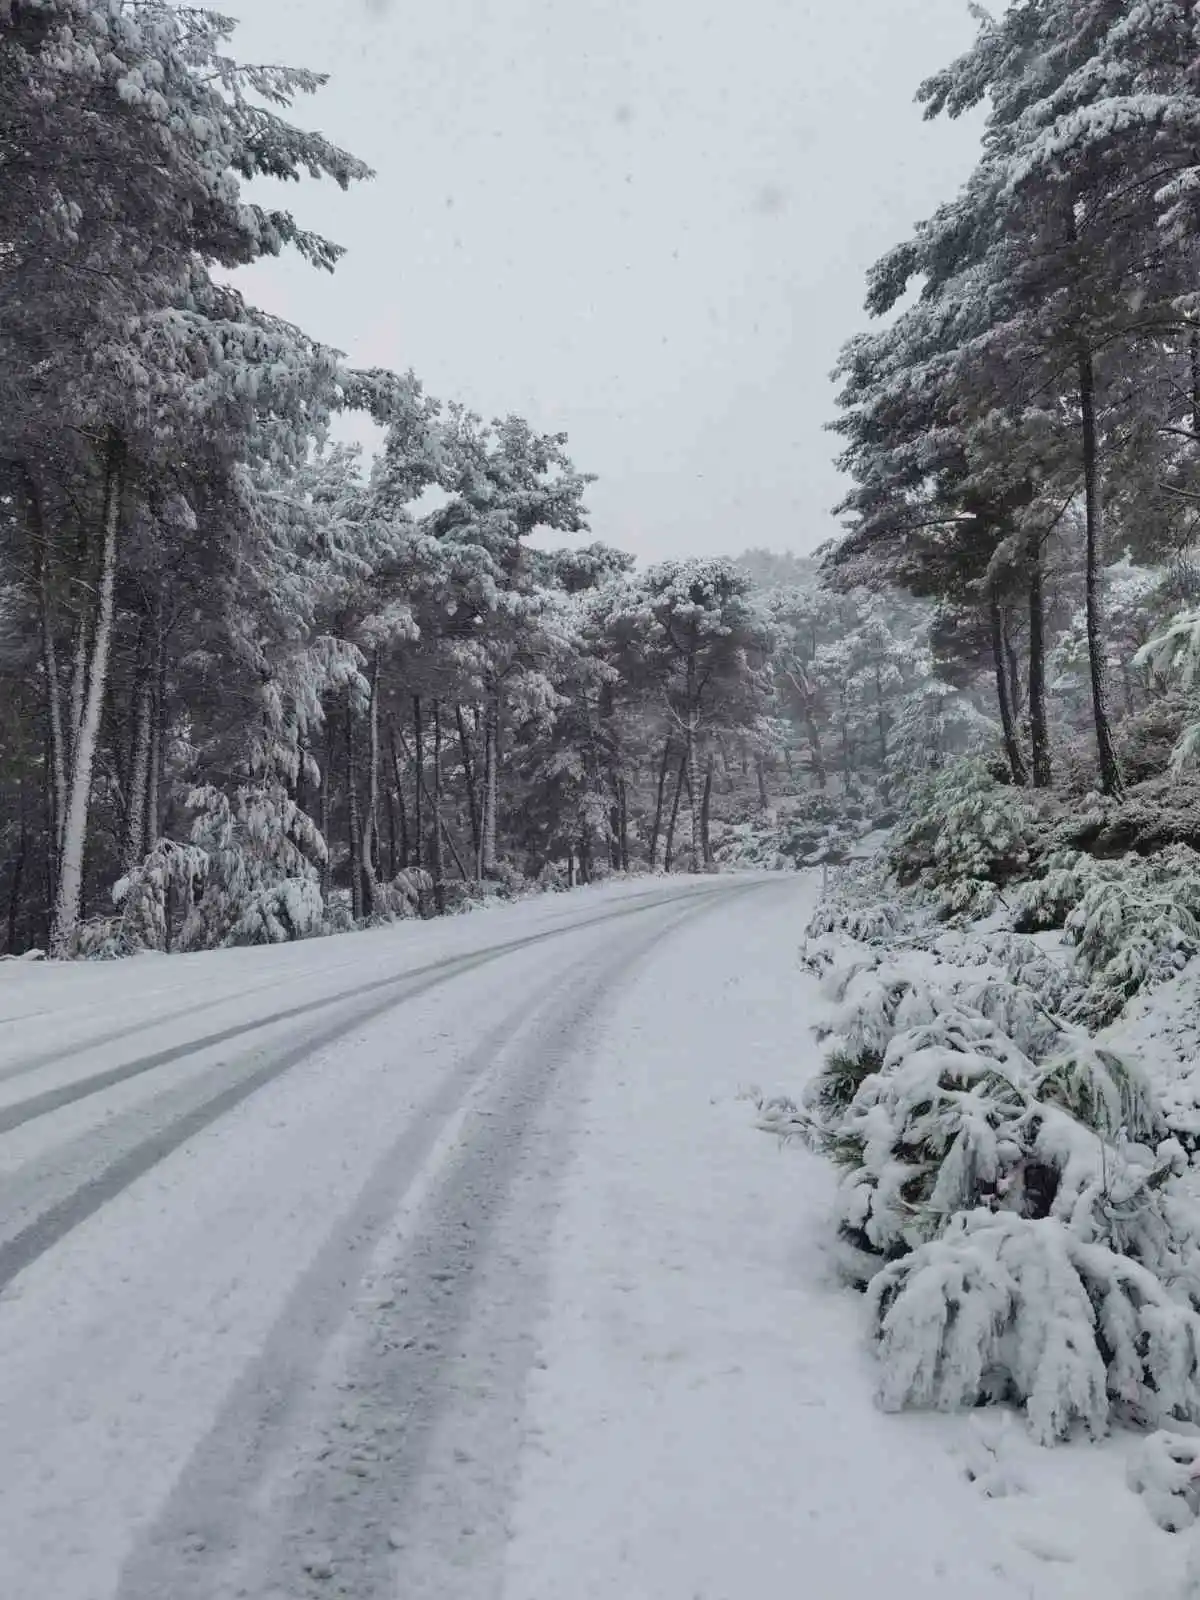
[
  {"x1": 113, "y1": 883, "x2": 758, "y2": 1600},
  {"x1": 0, "y1": 882, "x2": 728, "y2": 1106},
  {"x1": 0, "y1": 881, "x2": 719, "y2": 1084},
  {"x1": 0, "y1": 883, "x2": 741, "y2": 1292}
]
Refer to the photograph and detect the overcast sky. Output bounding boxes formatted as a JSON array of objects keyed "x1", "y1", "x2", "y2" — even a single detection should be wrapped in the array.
[{"x1": 226, "y1": 0, "x2": 984, "y2": 561}]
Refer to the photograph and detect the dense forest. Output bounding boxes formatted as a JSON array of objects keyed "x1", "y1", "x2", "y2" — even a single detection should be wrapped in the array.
[
  {"x1": 9, "y1": 0, "x2": 1200, "y2": 976},
  {"x1": 0, "y1": 0, "x2": 994, "y2": 960}
]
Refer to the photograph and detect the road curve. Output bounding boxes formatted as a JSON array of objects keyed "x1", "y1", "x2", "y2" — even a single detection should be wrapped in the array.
[{"x1": 0, "y1": 875, "x2": 773, "y2": 1600}]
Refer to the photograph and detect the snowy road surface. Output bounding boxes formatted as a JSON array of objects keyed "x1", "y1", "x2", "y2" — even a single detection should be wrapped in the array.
[{"x1": 0, "y1": 874, "x2": 1082, "y2": 1599}]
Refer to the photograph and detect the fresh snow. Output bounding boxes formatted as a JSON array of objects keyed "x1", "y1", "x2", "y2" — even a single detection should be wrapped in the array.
[{"x1": 0, "y1": 871, "x2": 1193, "y2": 1597}]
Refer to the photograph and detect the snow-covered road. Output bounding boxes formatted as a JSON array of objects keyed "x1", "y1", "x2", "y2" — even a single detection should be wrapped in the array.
[{"x1": 0, "y1": 874, "x2": 1064, "y2": 1599}]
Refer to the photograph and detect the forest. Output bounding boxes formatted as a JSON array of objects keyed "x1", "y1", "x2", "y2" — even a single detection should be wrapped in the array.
[{"x1": 0, "y1": 0, "x2": 984, "y2": 960}]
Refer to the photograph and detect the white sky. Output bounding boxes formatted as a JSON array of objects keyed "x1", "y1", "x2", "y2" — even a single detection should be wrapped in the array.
[{"x1": 226, "y1": 0, "x2": 984, "y2": 560}]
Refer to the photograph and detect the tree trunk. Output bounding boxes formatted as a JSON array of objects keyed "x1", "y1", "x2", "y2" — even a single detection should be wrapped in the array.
[
  {"x1": 390, "y1": 719, "x2": 469, "y2": 885},
  {"x1": 360, "y1": 649, "x2": 380, "y2": 910},
  {"x1": 1191, "y1": 331, "x2": 1200, "y2": 442},
  {"x1": 700, "y1": 754, "x2": 715, "y2": 866},
  {"x1": 52, "y1": 434, "x2": 123, "y2": 954},
  {"x1": 803, "y1": 708, "x2": 826, "y2": 790},
  {"x1": 25, "y1": 470, "x2": 66, "y2": 871},
  {"x1": 387, "y1": 721, "x2": 410, "y2": 870},
  {"x1": 684, "y1": 651, "x2": 701, "y2": 873},
  {"x1": 664, "y1": 750, "x2": 689, "y2": 872},
  {"x1": 1078, "y1": 343, "x2": 1123, "y2": 796},
  {"x1": 648, "y1": 739, "x2": 673, "y2": 869},
  {"x1": 412, "y1": 695, "x2": 423, "y2": 870},
  {"x1": 346, "y1": 693, "x2": 365, "y2": 922},
  {"x1": 990, "y1": 584, "x2": 1028, "y2": 786},
  {"x1": 1003, "y1": 609, "x2": 1023, "y2": 716},
  {"x1": 146, "y1": 637, "x2": 164, "y2": 853},
  {"x1": 431, "y1": 700, "x2": 445, "y2": 913},
  {"x1": 455, "y1": 703, "x2": 482, "y2": 865},
  {"x1": 123, "y1": 649, "x2": 154, "y2": 870},
  {"x1": 319, "y1": 723, "x2": 332, "y2": 897},
  {"x1": 387, "y1": 789, "x2": 398, "y2": 880},
  {"x1": 479, "y1": 682, "x2": 499, "y2": 878},
  {"x1": 616, "y1": 777, "x2": 629, "y2": 872},
  {"x1": 1028, "y1": 533, "x2": 1052, "y2": 789},
  {"x1": 755, "y1": 754, "x2": 770, "y2": 811}
]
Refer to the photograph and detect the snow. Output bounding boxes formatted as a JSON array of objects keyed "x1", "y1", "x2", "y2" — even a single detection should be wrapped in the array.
[
  {"x1": 1, "y1": 869, "x2": 1196, "y2": 1597},
  {"x1": 502, "y1": 876, "x2": 1029, "y2": 1598}
]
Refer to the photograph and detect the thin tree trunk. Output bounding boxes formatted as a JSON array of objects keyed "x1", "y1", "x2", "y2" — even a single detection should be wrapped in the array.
[
  {"x1": 346, "y1": 694, "x2": 364, "y2": 921},
  {"x1": 479, "y1": 682, "x2": 499, "y2": 878},
  {"x1": 319, "y1": 723, "x2": 332, "y2": 897},
  {"x1": 123, "y1": 651, "x2": 154, "y2": 869},
  {"x1": 387, "y1": 789, "x2": 398, "y2": 880},
  {"x1": 1003, "y1": 609, "x2": 1023, "y2": 716},
  {"x1": 67, "y1": 612, "x2": 89, "y2": 771},
  {"x1": 803, "y1": 709, "x2": 826, "y2": 790},
  {"x1": 52, "y1": 434, "x2": 123, "y2": 954},
  {"x1": 990, "y1": 585, "x2": 1028, "y2": 786},
  {"x1": 700, "y1": 754, "x2": 715, "y2": 866},
  {"x1": 392, "y1": 720, "x2": 469, "y2": 883},
  {"x1": 387, "y1": 720, "x2": 410, "y2": 870},
  {"x1": 1028, "y1": 533, "x2": 1052, "y2": 789},
  {"x1": 616, "y1": 777, "x2": 629, "y2": 872},
  {"x1": 146, "y1": 643, "x2": 163, "y2": 853},
  {"x1": 755, "y1": 754, "x2": 770, "y2": 811},
  {"x1": 411, "y1": 695, "x2": 423, "y2": 870},
  {"x1": 664, "y1": 750, "x2": 689, "y2": 872},
  {"x1": 431, "y1": 700, "x2": 445, "y2": 913},
  {"x1": 361, "y1": 649, "x2": 381, "y2": 909},
  {"x1": 684, "y1": 650, "x2": 701, "y2": 873},
  {"x1": 1191, "y1": 331, "x2": 1200, "y2": 442},
  {"x1": 1078, "y1": 343, "x2": 1122, "y2": 796},
  {"x1": 648, "y1": 739, "x2": 673, "y2": 869},
  {"x1": 455, "y1": 703, "x2": 481, "y2": 864},
  {"x1": 25, "y1": 471, "x2": 66, "y2": 868}
]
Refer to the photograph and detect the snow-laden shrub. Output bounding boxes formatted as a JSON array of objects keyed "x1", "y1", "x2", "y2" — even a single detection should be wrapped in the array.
[
  {"x1": 1013, "y1": 845, "x2": 1200, "y2": 1023},
  {"x1": 367, "y1": 868, "x2": 432, "y2": 923},
  {"x1": 181, "y1": 782, "x2": 328, "y2": 949},
  {"x1": 806, "y1": 860, "x2": 911, "y2": 944},
  {"x1": 71, "y1": 838, "x2": 209, "y2": 957},
  {"x1": 1011, "y1": 850, "x2": 1112, "y2": 933},
  {"x1": 225, "y1": 877, "x2": 327, "y2": 946},
  {"x1": 709, "y1": 818, "x2": 793, "y2": 872},
  {"x1": 812, "y1": 955, "x2": 1065, "y2": 1089},
  {"x1": 1127, "y1": 1431, "x2": 1200, "y2": 1531},
  {"x1": 788, "y1": 825, "x2": 1200, "y2": 1445},
  {"x1": 805, "y1": 968, "x2": 1200, "y2": 1437},
  {"x1": 872, "y1": 1210, "x2": 1200, "y2": 1445},
  {"x1": 1038, "y1": 1041, "x2": 1163, "y2": 1145},
  {"x1": 1064, "y1": 846, "x2": 1200, "y2": 1024},
  {"x1": 820, "y1": 1008, "x2": 1035, "y2": 1260},
  {"x1": 946, "y1": 928, "x2": 1083, "y2": 1017},
  {"x1": 888, "y1": 758, "x2": 1033, "y2": 921}
]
